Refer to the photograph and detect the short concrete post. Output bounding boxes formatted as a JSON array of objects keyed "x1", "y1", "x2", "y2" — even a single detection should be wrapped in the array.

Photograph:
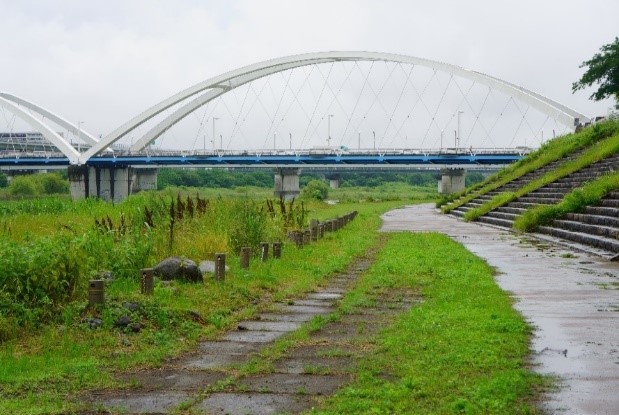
[
  {"x1": 318, "y1": 223, "x2": 324, "y2": 239},
  {"x1": 214, "y1": 253, "x2": 226, "y2": 281},
  {"x1": 295, "y1": 231, "x2": 304, "y2": 248},
  {"x1": 272, "y1": 242, "x2": 282, "y2": 259},
  {"x1": 310, "y1": 224, "x2": 318, "y2": 242},
  {"x1": 140, "y1": 268, "x2": 154, "y2": 295},
  {"x1": 88, "y1": 279, "x2": 105, "y2": 307},
  {"x1": 260, "y1": 242, "x2": 269, "y2": 261},
  {"x1": 240, "y1": 247, "x2": 251, "y2": 269},
  {"x1": 303, "y1": 229, "x2": 311, "y2": 245}
]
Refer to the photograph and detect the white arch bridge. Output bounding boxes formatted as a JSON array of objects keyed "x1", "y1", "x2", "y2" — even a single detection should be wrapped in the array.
[{"x1": 0, "y1": 51, "x2": 589, "y2": 201}]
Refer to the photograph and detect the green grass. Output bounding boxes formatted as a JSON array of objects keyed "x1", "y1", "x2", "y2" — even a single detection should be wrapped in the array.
[
  {"x1": 0, "y1": 197, "x2": 405, "y2": 415},
  {"x1": 463, "y1": 129, "x2": 619, "y2": 221},
  {"x1": 514, "y1": 171, "x2": 619, "y2": 231},
  {"x1": 442, "y1": 120, "x2": 619, "y2": 214},
  {"x1": 313, "y1": 232, "x2": 546, "y2": 414}
]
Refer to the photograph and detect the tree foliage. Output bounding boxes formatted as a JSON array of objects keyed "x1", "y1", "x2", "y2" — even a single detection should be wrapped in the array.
[{"x1": 572, "y1": 37, "x2": 619, "y2": 109}]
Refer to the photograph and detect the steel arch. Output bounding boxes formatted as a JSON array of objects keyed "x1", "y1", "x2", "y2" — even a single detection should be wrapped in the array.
[
  {"x1": 0, "y1": 92, "x2": 99, "y2": 146},
  {"x1": 77, "y1": 51, "x2": 588, "y2": 163},
  {"x1": 0, "y1": 96, "x2": 81, "y2": 164}
]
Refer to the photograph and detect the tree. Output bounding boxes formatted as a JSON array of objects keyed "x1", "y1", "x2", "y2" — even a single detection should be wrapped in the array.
[{"x1": 572, "y1": 37, "x2": 619, "y2": 110}]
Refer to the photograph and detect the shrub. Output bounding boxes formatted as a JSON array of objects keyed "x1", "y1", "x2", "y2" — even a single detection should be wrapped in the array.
[{"x1": 301, "y1": 179, "x2": 329, "y2": 200}]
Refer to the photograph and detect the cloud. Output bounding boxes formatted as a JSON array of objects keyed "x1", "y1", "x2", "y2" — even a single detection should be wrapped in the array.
[{"x1": 0, "y1": 0, "x2": 616, "y2": 146}]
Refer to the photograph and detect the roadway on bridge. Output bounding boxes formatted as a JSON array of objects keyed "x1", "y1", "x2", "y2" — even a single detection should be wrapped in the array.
[{"x1": 381, "y1": 204, "x2": 619, "y2": 415}]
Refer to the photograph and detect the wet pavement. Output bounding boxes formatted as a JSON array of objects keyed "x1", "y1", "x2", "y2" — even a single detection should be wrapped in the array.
[
  {"x1": 381, "y1": 204, "x2": 619, "y2": 415},
  {"x1": 84, "y1": 248, "x2": 418, "y2": 414}
]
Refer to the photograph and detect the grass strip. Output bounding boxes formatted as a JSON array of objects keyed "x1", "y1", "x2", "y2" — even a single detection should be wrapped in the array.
[
  {"x1": 441, "y1": 120, "x2": 619, "y2": 213},
  {"x1": 514, "y1": 171, "x2": 619, "y2": 231},
  {"x1": 462, "y1": 130, "x2": 619, "y2": 221},
  {"x1": 313, "y1": 232, "x2": 546, "y2": 414}
]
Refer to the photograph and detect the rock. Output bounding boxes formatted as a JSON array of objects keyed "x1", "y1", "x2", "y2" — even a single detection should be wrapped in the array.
[
  {"x1": 128, "y1": 323, "x2": 141, "y2": 333},
  {"x1": 153, "y1": 257, "x2": 202, "y2": 282},
  {"x1": 116, "y1": 315, "x2": 131, "y2": 328},
  {"x1": 123, "y1": 302, "x2": 140, "y2": 312},
  {"x1": 199, "y1": 260, "x2": 229, "y2": 274},
  {"x1": 87, "y1": 317, "x2": 103, "y2": 329}
]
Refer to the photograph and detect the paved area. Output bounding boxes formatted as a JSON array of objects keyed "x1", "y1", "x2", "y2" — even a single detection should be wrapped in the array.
[{"x1": 381, "y1": 204, "x2": 619, "y2": 415}]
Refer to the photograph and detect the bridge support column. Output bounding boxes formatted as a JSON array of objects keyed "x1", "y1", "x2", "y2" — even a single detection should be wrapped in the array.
[
  {"x1": 131, "y1": 168, "x2": 158, "y2": 193},
  {"x1": 438, "y1": 168, "x2": 466, "y2": 194},
  {"x1": 68, "y1": 165, "x2": 136, "y2": 203},
  {"x1": 326, "y1": 173, "x2": 341, "y2": 189},
  {"x1": 274, "y1": 167, "x2": 300, "y2": 200}
]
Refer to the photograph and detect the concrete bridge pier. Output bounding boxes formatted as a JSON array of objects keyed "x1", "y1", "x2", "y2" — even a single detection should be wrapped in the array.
[
  {"x1": 438, "y1": 168, "x2": 466, "y2": 194},
  {"x1": 274, "y1": 167, "x2": 300, "y2": 200},
  {"x1": 326, "y1": 173, "x2": 341, "y2": 189},
  {"x1": 68, "y1": 166, "x2": 159, "y2": 203},
  {"x1": 132, "y1": 168, "x2": 158, "y2": 193}
]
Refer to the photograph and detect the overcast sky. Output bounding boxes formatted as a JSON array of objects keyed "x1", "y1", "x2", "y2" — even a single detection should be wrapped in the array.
[{"x1": 0, "y1": 0, "x2": 617, "y2": 143}]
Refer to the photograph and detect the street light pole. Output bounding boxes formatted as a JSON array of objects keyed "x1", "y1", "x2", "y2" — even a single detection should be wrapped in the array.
[
  {"x1": 289, "y1": 132, "x2": 292, "y2": 150},
  {"x1": 372, "y1": 130, "x2": 376, "y2": 152},
  {"x1": 327, "y1": 114, "x2": 334, "y2": 147},
  {"x1": 358, "y1": 131, "x2": 361, "y2": 150},
  {"x1": 274, "y1": 131, "x2": 277, "y2": 151},
  {"x1": 440, "y1": 129, "x2": 444, "y2": 152},
  {"x1": 212, "y1": 117, "x2": 219, "y2": 150},
  {"x1": 457, "y1": 111, "x2": 464, "y2": 150}
]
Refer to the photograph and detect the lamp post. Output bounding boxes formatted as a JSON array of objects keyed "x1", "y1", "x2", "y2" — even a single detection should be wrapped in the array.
[
  {"x1": 457, "y1": 111, "x2": 464, "y2": 150},
  {"x1": 289, "y1": 132, "x2": 292, "y2": 150},
  {"x1": 274, "y1": 131, "x2": 277, "y2": 151},
  {"x1": 327, "y1": 114, "x2": 334, "y2": 147},
  {"x1": 440, "y1": 129, "x2": 444, "y2": 151},
  {"x1": 358, "y1": 131, "x2": 361, "y2": 150},
  {"x1": 372, "y1": 130, "x2": 376, "y2": 152},
  {"x1": 212, "y1": 117, "x2": 219, "y2": 150}
]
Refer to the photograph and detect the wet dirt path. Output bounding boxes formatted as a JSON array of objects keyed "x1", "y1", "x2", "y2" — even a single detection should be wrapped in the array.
[
  {"x1": 381, "y1": 204, "x2": 619, "y2": 415},
  {"x1": 84, "y1": 240, "x2": 417, "y2": 414}
]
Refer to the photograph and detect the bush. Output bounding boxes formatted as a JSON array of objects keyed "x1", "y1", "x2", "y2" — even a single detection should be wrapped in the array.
[
  {"x1": 8, "y1": 175, "x2": 39, "y2": 197},
  {"x1": 301, "y1": 179, "x2": 329, "y2": 200},
  {"x1": 41, "y1": 173, "x2": 69, "y2": 194},
  {"x1": 0, "y1": 173, "x2": 8, "y2": 188}
]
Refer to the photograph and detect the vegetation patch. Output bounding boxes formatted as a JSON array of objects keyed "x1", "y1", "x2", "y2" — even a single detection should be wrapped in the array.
[{"x1": 314, "y1": 232, "x2": 547, "y2": 414}]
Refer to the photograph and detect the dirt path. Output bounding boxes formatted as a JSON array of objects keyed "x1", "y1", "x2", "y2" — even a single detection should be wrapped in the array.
[
  {"x1": 82, "y1": 242, "x2": 417, "y2": 414},
  {"x1": 381, "y1": 204, "x2": 619, "y2": 415}
]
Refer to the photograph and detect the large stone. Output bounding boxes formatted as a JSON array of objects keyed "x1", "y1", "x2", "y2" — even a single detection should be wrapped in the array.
[{"x1": 153, "y1": 257, "x2": 202, "y2": 283}]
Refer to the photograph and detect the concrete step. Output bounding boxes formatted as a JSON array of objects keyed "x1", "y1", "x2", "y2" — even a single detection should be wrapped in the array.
[
  {"x1": 510, "y1": 201, "x2": 541, "y2": 210},
  {"x1": 565, "y1": 212, "x2": 619, "y2": 228},
  {"x1": 599, "y1": 198, "x2": 619, "y2": 208},
  {"x1": 477, "y1": 216, "x2": 513, "y2": 228},
  {"x1": 552, "y1": 220, "x2": 619, "y2": 239},
  {"x1": 495, "y1": 206, "x2": 526, "y2": 215},
  {"x1": 484, "y1": 211, "x2": 518, "y2": 221},
  {"x1": 516, "y1": 197, "x2": 561, "y2": 205},
  {"x1": 538, "y1": 226, "x2": 619, "y2": 253},
  {"x1": 450, "y1": 209, "x2": 465, "y2": 218},
  {"x1": 584, "y1": 206, "x2": 619, "y2": 217}
]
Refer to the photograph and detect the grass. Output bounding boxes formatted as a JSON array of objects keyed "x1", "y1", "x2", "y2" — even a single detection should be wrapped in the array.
[
  {"x1": 0, "y1": 195, "x2": 406, "y2": 414},
  {"x1": 513, "y1": 171, "x2": 619, "y2": 231},
  {"x1": 313, "y1": 232, "x2": 546, "y2": 414},
  {"x1": 441, "y1": 120, "x2": 619, "y2": 214}
]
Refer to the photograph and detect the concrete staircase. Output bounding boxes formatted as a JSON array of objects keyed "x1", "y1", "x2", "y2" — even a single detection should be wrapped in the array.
[
  {"x1": 450, "y1": 154, "x2": 576, "y2": 219},
  {"x1": 450, "y1": 152, "x2": 619, "y2": 256},
  {"x1": 537, "y1": 190, "x2": 619, "y2": 255}
]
